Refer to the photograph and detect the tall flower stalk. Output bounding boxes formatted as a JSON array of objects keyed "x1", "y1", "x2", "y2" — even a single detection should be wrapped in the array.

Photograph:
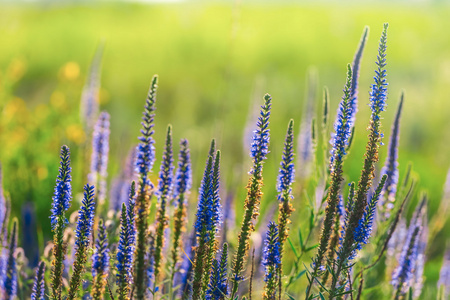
[
  {"x1": 134, "y1": 75, "x2": 158, "y2": 298},
  {"x1": 50, "y1": 145, "x2": 72, "y2": 300},
  {"x1": 330, "y1": 24, "x2": 389, "y2": 298},
  {"x1": 277, "y1": 119, "x2": 295, "y2": 298},
  {"x1": 88, "y1": 111, "x2": 110, "y2": 208},
  {"x1": 348, "y1": 26, "x2": 369, "y2": 126},
  {"x1": 67, "y1": 184, "x2": 96, "y2": 300},
  {"x1": 116, "y1": 203, "x2": 134, "y2": 300},
  {"x1": 305, "y1": 65, "x2": 354, "y2": 299},
  {"x1": 263, "y1": 222, "x2": 281, "y2": 300},
  {"x1": 4, "y1": 220, "x2": 17, "y2": 300},
  {"x1": 230, "y1": 94, "x2": 272, "y2": 298},
  {"x1": 31, "y1": 261, "x2": 46, "y2": 300},
  {"x1": 379, "y1": 93, "x2": 404, "y2": 219},
  {"x1": 392, "y1": 198, "x2": 427, "y2": 300},
  {"x1": 153, "y1": 125, "x2": 174, "y2": 291},
  {"x1": 91, "y1": 219, "x2": 110, "y2": 300},
  {"x1": 80, "y1": 43, "x2": 103, "y2": 130},
  {"x1": 192, "y1": 143, "x2": 221, "y2": 299},
  {"x1": 170, "y1": 139, "x2": 192, "y2": 289},
  {"x1": 205, "y1": 243, "x2": 229, "y2": 300}
]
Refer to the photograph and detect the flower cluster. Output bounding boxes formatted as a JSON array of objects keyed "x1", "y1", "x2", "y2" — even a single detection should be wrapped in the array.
[
  {"x1": 88, "y1": 111, "x2": 110, "y2": 205},
  {"x1": 2, "y1": 22, "x2": 446, "y2": 300}
]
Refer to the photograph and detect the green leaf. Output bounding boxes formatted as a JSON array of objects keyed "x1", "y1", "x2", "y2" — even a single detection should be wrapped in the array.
[
  {"x1": 288, "y1": 237, "x2": 300, "y2": 259},
  {"x1": 305, "y1": 244, "x2": 319, "y2": 252},
  {"x1": 299, "y1": 229, "x2": 304, "y2": 249},
  {"x1": 295, "y1": 269, "x2": 307, "y2": 280}
]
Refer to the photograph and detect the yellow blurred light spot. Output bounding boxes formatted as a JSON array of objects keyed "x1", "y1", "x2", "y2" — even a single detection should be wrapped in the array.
[
  {"x1": 66, "y1": 124, "x2": 86, "y2": 144},
  {"x1": 11, "y1": 127, "x2": 28, "y2": 144},
  {"x1": 7, "y1": 58, "x2": 27, "y2": 82},
  {"x1": 50, "y1": 91, "x2": 66, "y2": 109},
  {"x1": 37, "y1": 166, "x2": 48, "y2": 180},
  {"x1": 3, "y1": 97, "x2": 28, "y2": 123},
  {"x1": 61, "y1": 62, "x2": 80, "y2": 81}
]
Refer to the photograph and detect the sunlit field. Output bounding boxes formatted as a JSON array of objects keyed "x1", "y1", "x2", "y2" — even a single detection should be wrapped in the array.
[{"x1": 0, "y1": 1, "x2": 450, "y2": 299}]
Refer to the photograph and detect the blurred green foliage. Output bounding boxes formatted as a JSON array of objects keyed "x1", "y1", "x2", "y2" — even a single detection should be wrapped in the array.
[{"x1": 0, "y1": 1, "x2": 450, "y2": 298}]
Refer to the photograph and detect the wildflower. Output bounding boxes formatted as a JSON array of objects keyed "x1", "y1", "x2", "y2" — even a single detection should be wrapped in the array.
[
  {"x1": 411, "y1": 220, "x2": 427, "y2": 299},
  {"x1": 91, "y1": 219, "x2": 110, "y2": 299},
  {"x1": 170, "y1": 139, "x2": 192, "y2": 285},
  {"x1": 380, "y1": 93, "x2": 404, "y2": 219},
  {"x1": 109, "y1": 147, "x2": 137, "y2": 212},
  {"x1": 4, "y1": 220, "x2": 17, "y2": 300},
  {"x1": 134, "y1": 75, "x2": 158, "y2": 298},
  {"x1": 231, "y1": 94, "x2": 271, "y2": 298},
  {"x1": 31, "y1": 261, "x2": 46, "y2": 300},
  {"x1": 153, "y1": 125, "x2": 174, "y2": 287},
  {"x1": 250, "y1": 94, "x2": 271, "y2": 174},
  {"x1": 67, "y1": 184, "x2": 96, "y2": 300},
  {"x1": 297, "y1": 70, "x2": 316, "y2": 180},
  {"x1": 262, "y1": 222, "x2": 281, "y2": 300},
  {"x1": 88, "y1": 111, "x2": 110, "y2": 206},
  {"x1": 135, "y1": 75, "x2": 158, "y2": 192},
  {"x1": 116, "y1": 203, "x2": 134, "y2": 300},
  {"x1": 348, "y1": 26, "x2": 369, "y2": 126},
  {"x1": 392, "y1": 198, "x2": 426, "y2": 299},
  {"x1": 306, "y1": 65, "x2": 353, "y2": 298},
  {"x1": 353, "y1": 174, "x2": 387, "y2": 252},
  {"x1": 438, "y1": 245, "x2": 450, "y2": 299},
  {"x1": 80, "y1": 44, "x2": 103, "y2": 130},
  {"x1": 192, "y1": 143, "x2": 221, "y2": 299},
  {"x1": 206, "y1": 243, "x2": 229, "y2": 300},
  {"x1": 50, "y1": 145, "x2": 72, "y2": 229},
  {"x1": 329, "y1": 64, "x2": 354, "y2": 169},
  {"x1": 0, "y1": 165, "x2": 5, "y2": 240},
  {"x1": 276, "y1": 120, "x2": 295, "y2": 296},
  {"x1": 329, "y1": 24, "x2": 389, "y2": 297},
  {"x1": 175, "y1": 230, "x2": 196, "y2": 298},
  {"x1": 221, "y1": 190, "x2": 235, "y2": 244},
  {"x1": 50, "y1": 145, "x2": 72, "y2": 300}
]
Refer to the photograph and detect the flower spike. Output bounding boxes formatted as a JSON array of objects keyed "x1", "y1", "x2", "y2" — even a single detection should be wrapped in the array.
[
  {"x1": 67, "y1": 184, "x2": 96, "y2": 300},
  {"x1": 170, "y1": 139, "x2": 192, "y2": 287},
  {"x1": 31, "y1": 261, "x2": 46, "y2": 300},
  {"x1": 134, "y1": 75, "x2": 158, "y2": 298},
  {"x1": 88, "y1": 111, "x2": 110, "y2": 207},
  {"x1": 153, "y1": 125, "x2": 174, "y2": 289},
  {"x1": 276, "y1": 120, "x2": 295, "y2": 298},
  {"x1": 306, "y1": 66, "x2": 353, "y2": 299},
  {"x1": 329, "y1": 23, "x2": 389, "y2": 297},
  {"x1": 380, "y1": 93, "x2": 404, "y2": 219},
  {"x1": 116, "y1": 203, "x2": 134, "y2": 300},
  {"x1": 205, "y1": 243, "x2": 229, "y2": 300},
  {"x1": 262, "y1": 222, "x2": 281, "y2": 300},
  {"x1": 231, "y1": 94, "x2": 271, "y2": 298},
  {"x1": 4, "y1": 220, "x2": 18, "y2": 300},
  {"x1": 50, "y1": 145, "x2": 72, "y2": 300},
  {"x1": 91, "y1": 219, "x2": 110, "y2": 299}
]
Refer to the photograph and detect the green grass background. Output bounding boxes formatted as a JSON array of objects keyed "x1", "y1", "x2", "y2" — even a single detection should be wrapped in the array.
[{"x1": 0, "y1": 1, "x2": 450, "y2": 298}]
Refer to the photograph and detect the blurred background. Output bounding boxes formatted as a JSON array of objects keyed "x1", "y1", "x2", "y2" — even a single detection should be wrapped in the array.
[{"x1": 0, "y1": 0, "x2": 449, "y2": 297}]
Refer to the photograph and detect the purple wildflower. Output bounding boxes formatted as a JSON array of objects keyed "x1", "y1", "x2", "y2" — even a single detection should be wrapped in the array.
[
  {"x1": 88, "y1": 112, "x2": 110, "y2": 205},
  {"x1": 136, "y1": 76, "x2": 158, "y2": 192},
  {"x1": 31, "y1": 262, "x2": 46, "y2": 300},
  {"x1": 80, "y1": 44, "x2": 103, "y2": 130},
  {"x1": 250, "y1": 94, "x2": 271, "y2": 175},
  {"x1": 380, "y1": 94, "x2": 403, "y2": 218},
  {"x1": 50, "y1": 145, "x2": 72, "y2": 229}
]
